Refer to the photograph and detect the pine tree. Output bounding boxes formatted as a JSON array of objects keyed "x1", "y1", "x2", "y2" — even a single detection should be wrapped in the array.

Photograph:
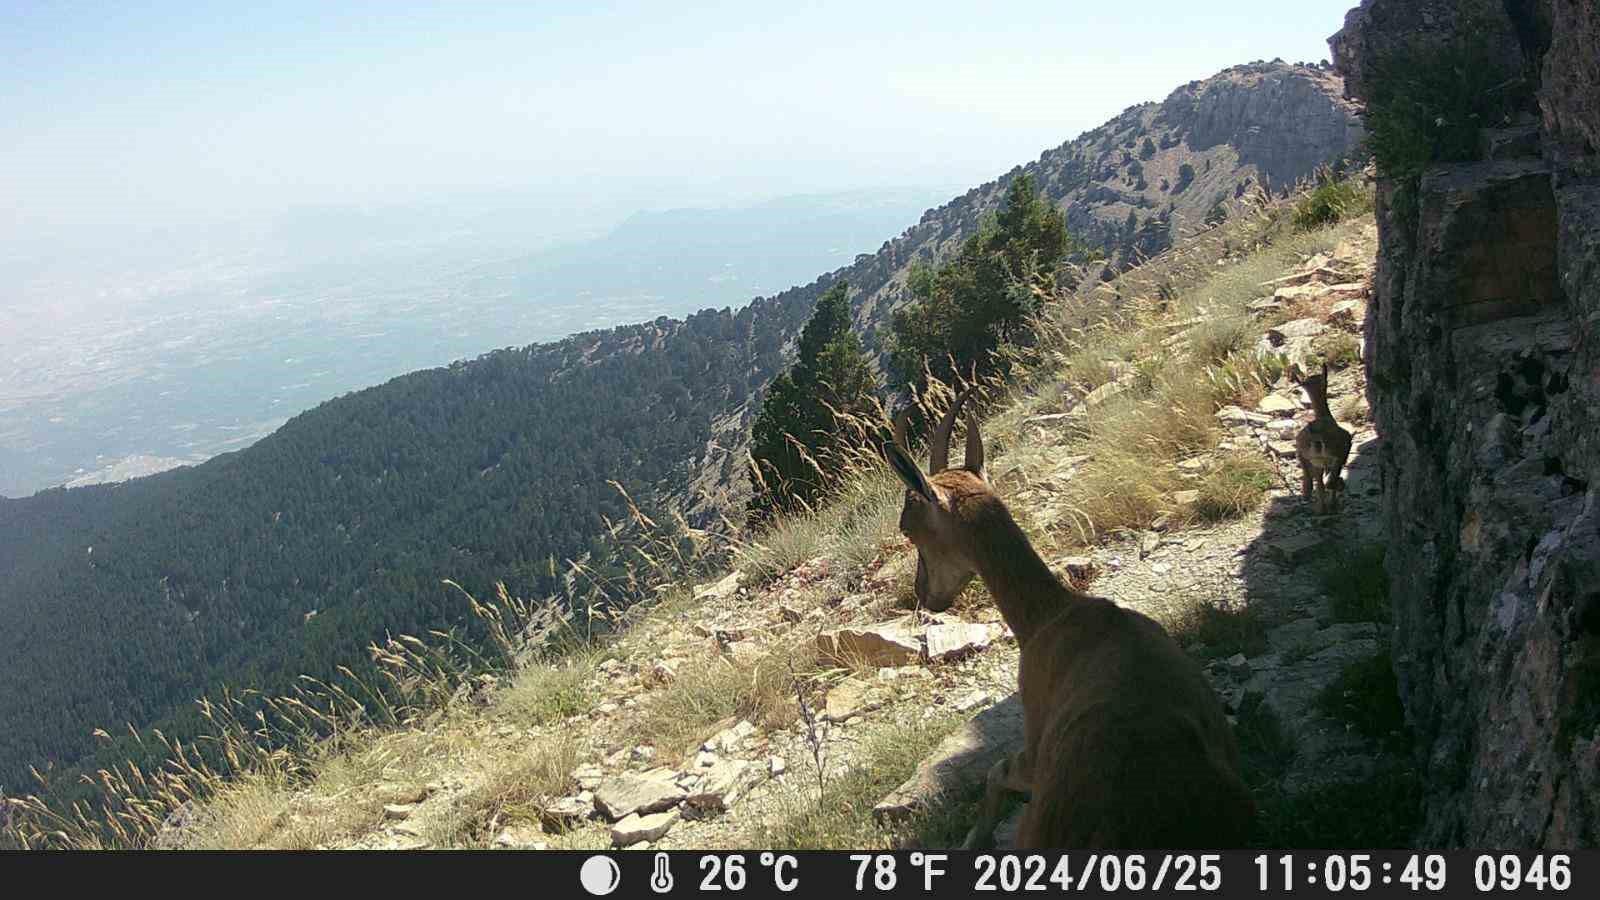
[
  {"x1": 747, "y1": 283, "x2": 878, "y2": 525},
  {"x1": 887, "y1": 174, "x2": 1073, "y2": 395}
]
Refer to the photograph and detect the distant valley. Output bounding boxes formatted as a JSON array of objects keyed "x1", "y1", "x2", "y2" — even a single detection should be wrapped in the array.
[
  {"x1": 0, "y1": 187, "x2": 951, "y2": 497},
  {"x1": 0, "y1": 61, "x2": 1360, "y2": 800}
]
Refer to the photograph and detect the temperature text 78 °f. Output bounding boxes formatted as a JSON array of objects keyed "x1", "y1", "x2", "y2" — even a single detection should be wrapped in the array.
[{"x1": 851, "y1": 854, "x2": 951, "y2": 891}]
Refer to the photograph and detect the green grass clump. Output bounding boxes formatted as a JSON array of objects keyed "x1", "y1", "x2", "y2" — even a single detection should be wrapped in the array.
[
  {"x1": 1159, "y1": 597, "x2": 1271, "y2": 659},
  {"x1": 1316, "y1": 648, "x2": 1410, "y2": 755},
  {"x1": 1193, "y1": 453, "x2": 1276, "y2": 522},
  {"x1": 1253, "y1": 758, "x2": 1423, "y2": 848},
  {"x1": 625, "y1": 641, "x2": 824, "y2": 763},
  {"x1": 1363, "y1": 32, "x2": 1504, "y2": 232},
  {"x1": 1190, "y1": 315, "x2": 1256, "y2": 364},
  {"x1": 1315, "y1": 331, "x2": 1362, "y2": 371},
  {"x1": 736, "y1": 465, "x2": 906, "y2": 585},
  {"x1": 492, "y1": 651, "x2": 603, "y2": 727},
  {"x1": 1315, "y1": 543, "x2": 1391, "y2": 624},
  {"x1": 1292, "y1": 178, "x2": 1369, "y2": 231},
  {"x1": 1234, "y1": 690, "x2": 1422, "y2": 848}
]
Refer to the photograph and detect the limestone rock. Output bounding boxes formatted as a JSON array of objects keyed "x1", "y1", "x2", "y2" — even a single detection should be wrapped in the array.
[
  {"x1": 643, "y1": 660, "x2": 677, "y2": 687},
  {"x1": 703, "y1": 719, "x2": 758, "y2": 753},
  {"x1": 610, "y1": 809, "x2": 678, "y2": 847},
  {"x1": 1272, "y1": 281, "x2": 1334, "y2": 304},
  {"x1": 952, "y1": 690, "x2": 993, "y2": 713},
  {"x1": 816, "y1": 620, "x2": 922, "y2": 667},
  {"x1": 822, "y1": 680, "x2": 875, "y2": 722},
  {"x1": 924, "y1": 622, "x2": 997, "y2": 663},
  {"x1": 592, "y1": 771, "x2": 687, "y2": 821},
  {"x1": 1257, "y1": 394, "x2": 1298, "y2": 416},
  {"x1": 1326, "y1": 298, "x2": 1366, "y2": 328},
  {"x1": 1216, "y1": 405, "x2": 1271, "y2": 426},
  {"x1": 685, "y1": 758, "x2": 765, "y2": 815},
  {"x1": 494, "y1": 825, "x2": 547, "y2": 849},
  {"x1": 540, "y1": 795, "x2": 593, "y2": 831},
  {"x1": 572, "y1": 763, "x2": 605, "y2": 792},
  {"x1": 693, "y1": 571, "x2": 742, "y2": 604},
  {"x1": 1263, "y1": 532, "x2": 1324, "y2": 566},
  {"x1": 1265, "y1": 318, "x2": 1327, "y2": 345},
  {"x1": 1332, "y1": 0, "x2": 1600, "y2": 846}
]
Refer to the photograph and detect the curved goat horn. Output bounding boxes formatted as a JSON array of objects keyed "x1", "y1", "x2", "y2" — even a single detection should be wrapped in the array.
[
  {"x1": 965, "y1": 411, "x2": 985, "y2": 475},
  {"x1": 929, "y1": 388, "x2": 974, "y2": 473},
  {"x1": 891, "y1": 406, "x2": 912, "y2": 452}
]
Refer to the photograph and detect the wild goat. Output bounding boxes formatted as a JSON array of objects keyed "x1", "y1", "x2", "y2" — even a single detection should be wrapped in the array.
[
  {"x1": 1291, "y1": 363, "x2": 1352, "y2": 514},
  {"x1": 885, "y1": 392, "x2": 1254, "y2": 848}
]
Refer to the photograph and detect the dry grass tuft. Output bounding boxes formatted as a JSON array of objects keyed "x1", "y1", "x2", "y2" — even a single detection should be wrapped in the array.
[
  {"x1": 752, "y1": 711, "x2": 963, "y2": 849},
  {"x1": 626, "y1": 641, "x2": 826, "y2": 764},
  {"x1": 422, "y1": 734, "x2": 579, "y2": 847}
]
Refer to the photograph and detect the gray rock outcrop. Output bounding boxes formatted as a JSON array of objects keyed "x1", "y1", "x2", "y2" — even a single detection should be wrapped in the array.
[{"x1": 1332, "y1": 0, "x2": 1600, "y2": 847}]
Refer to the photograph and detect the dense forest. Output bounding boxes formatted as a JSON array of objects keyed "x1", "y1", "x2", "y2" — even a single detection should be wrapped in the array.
[{"x1": 0, "y1": 291, "x2": 825, "y2": 794}]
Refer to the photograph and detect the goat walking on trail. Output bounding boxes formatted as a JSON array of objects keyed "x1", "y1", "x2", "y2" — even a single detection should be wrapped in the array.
[
  {"x1": 884, "y1": 391, "x2": 1254, "y2": 849},
  {"x1": 1292, "y1": 363, "x2": 1353, "y2": 514}
]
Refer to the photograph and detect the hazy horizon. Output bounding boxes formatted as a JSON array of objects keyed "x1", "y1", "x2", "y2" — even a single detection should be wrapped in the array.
[
  {"x1": 1, "y1": 1, "x2": 1358, "y2": 497},
  {"x1": 4, "y1": 1, "x2": 1353, "y2": 248}
]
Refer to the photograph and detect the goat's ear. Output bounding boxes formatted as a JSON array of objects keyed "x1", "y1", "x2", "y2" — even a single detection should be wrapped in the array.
[{"x1": 886, "y1": 442, "x2": 938, "y2": 503}]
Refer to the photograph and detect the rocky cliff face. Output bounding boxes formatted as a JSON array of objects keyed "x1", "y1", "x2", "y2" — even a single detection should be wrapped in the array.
[
  {"x1": 1332, "y1": 0, "x2": 1600, "y2": 848},
  {"x1": 849, "y1": 61, "x2": 1364, "y2": 328}
]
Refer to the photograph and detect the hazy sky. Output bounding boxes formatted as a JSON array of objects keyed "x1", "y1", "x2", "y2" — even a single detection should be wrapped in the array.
[{"x1": 3, "y1": 0, "x2": 1356, "y2": 244}]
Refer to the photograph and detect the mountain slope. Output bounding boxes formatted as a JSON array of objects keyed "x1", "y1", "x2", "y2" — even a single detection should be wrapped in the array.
[{"x1": 0, "y1": 60, "x2": 1361, "y2": 796}]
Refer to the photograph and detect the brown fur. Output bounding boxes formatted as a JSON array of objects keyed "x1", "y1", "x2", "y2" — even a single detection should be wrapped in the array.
[
  {"x1": 886, "y1": 401, "x2": 1254, "y2": 849},
  {"x1": 1292, "y1": 364, "x2": 1353, "y2": 514}
]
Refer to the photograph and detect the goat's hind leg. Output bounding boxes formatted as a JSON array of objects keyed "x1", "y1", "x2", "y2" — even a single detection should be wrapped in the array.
[{"x1": 962, "y1": 751, "x2": 1030, "y2": 850}]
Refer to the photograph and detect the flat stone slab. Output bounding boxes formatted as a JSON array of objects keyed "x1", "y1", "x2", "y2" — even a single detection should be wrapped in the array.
[
  {"x1": 685, "y1": 759, "x2": 765, "y2": 815},
  {"x1": 610, "y1": 809, "x2": 679, "y2": 847},
  {"x1": 822, "y1": 679, "x2": 876, "y2": 722},
  {"x1": 924, "y1": 623, "x2": 997, "y2": 663},
  {"x1": 540, "y1": 795, "x2": 593, "y2": 831},
  {"x1": 592, "y1": 771, "x2": 687, "y2": 821},
  {"x1": 1266, "y1": 318, "x2": 1328, "y2": 345},
  {"x1": 693, "y1": 571, "x2": 742, "y2": 603},
  {"x1": 1263, "y1": 531, "x2": 1326, "y2": 565},
  {"x1": 817, "y1": 620, "x2": 922, "y2": 667},
  {"x1": 1326, "y1": 298, "x2": 1367, "y2": 327},
  {"x1": 1216, "y1": 405, "x2": 1272, "y2": 426},
  {"x1": 1257, "y1": 394, "x2": 1299, "y2": 416},
  {"x1": 873, "y1": 694, "x2": 1023, "y2": 822}
]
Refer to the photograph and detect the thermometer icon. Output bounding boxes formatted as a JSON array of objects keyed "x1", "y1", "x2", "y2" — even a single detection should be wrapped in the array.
[{"x1": 651, "y1": 852, "x2": 674, "y2": 893}]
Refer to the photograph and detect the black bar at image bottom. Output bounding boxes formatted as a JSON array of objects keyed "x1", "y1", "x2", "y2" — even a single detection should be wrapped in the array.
[{"x1": 9, "y1": 848, "x2": 1591, "y2": 896}]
